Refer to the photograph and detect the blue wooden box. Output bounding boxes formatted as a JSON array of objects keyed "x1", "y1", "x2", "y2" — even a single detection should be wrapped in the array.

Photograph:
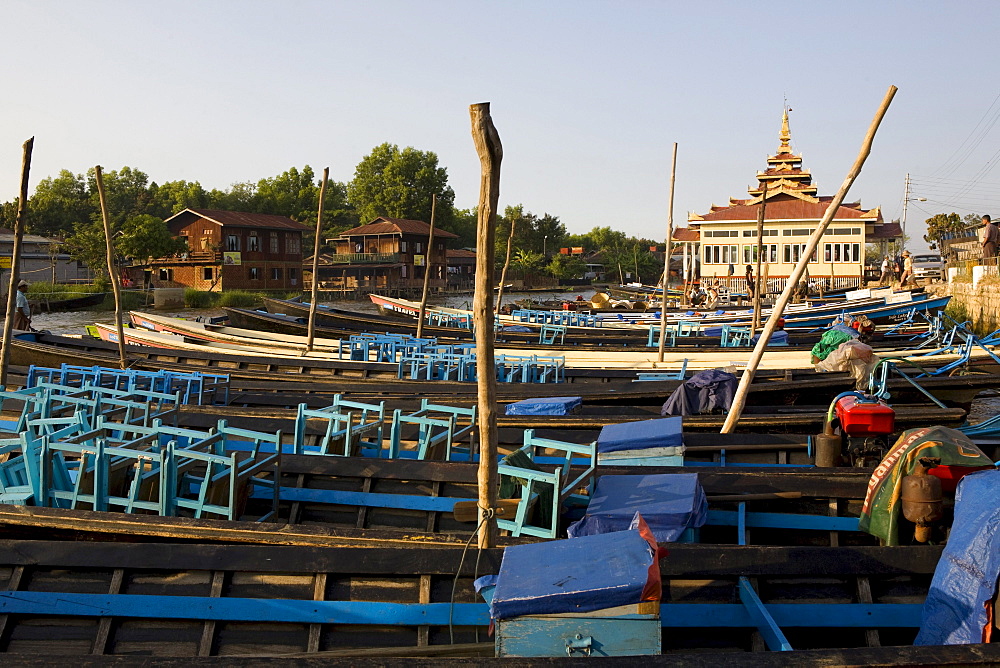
[{"x1": 496, "y1": 602, "x2": 661, "y2": 657}]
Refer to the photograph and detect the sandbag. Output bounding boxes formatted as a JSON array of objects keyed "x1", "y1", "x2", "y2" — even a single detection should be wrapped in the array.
[{"x1": 814, "y1": 339, "x2": 878, "y2": 390}]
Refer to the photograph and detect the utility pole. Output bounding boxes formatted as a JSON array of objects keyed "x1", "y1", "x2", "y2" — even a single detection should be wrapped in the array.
[{"x1": 900, "y1": 173, "x2": 910, "y2": 251}]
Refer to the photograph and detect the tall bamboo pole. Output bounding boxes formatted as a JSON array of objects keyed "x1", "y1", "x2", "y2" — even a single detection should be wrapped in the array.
[
  {"x1": 306, "y1": 167, "x2": 329, "y2": 352},
  {"x1": 657, "y1": 142, "x2": 678, "y2": 362},
  {"x1": 415, "y1": 194, "x2": 437, "y2": 339},
  {"x1": 494, "y1": 213, "x2": 516, "y2": 316},
  {"x1": 0, "y1": 138, "x2": 34, "y2": 388},
  {"x1": 751, "y1": 182, "x2": 768, "y2": 332},
  {"x1": 94, "y1": 165, "x2": 128, "y2": 370},
  {"x1": 470, "y1": 102, "x2": 502, "y2": 549},
  {"x1": 721, "y1": 85, "x2": 897, "y2": 434}
]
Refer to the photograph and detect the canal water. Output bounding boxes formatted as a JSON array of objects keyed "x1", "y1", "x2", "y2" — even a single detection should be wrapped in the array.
[{"x1": 25, "y1": 290, "x2": 1000, "y2": 426}]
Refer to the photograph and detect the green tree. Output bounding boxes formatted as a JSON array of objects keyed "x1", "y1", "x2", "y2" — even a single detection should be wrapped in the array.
[
  {"x1": 117, "y1": 214, "x2": 188, "y2": 262},
  {"x1": 511, "y1": 249, "x2": 544, "y2": 279},
  {"x1": 63, "y1": 220, "x2": 112, "y2": 285},
  {"x1": 449, "y1": 207, "x2": 478, "y2": 248},
  {"x1": 27, "y1": 170, "x2": 94, "y2": 236},
  {"x1": 923, "y1": 212, "x2": 966, "y2": 250},
  {"x1": 148, "y1": 180, "x2": 210, "y2": 218},
  {"x1": 86, "y1": 166, "x2": 153, "y2": 227},
  {"x1": 546, "y1": 253, "x2": 586, "y2": 279},
  {"x1": 347, "y1": 143, "x2": 456, "y2": 226}
]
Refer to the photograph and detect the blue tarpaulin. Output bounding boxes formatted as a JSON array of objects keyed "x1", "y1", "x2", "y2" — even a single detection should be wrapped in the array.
[
  {"x1": 750, "y1": 330, "x2": 790, "y2": 346},
  {"x1": 567, "y1": 473, "x2": 707, "y2": 543},
  {"x1": 490, "y1": 526, "x2": 658, "y2": 620},
  {"x1": 915, "y1": 469, "x2": 1000, "y2": 645},
  {"x1": 504, "y1": 396, "x2": 582, "y2": 416},
  {"x1": 660, "y1": 369, "x2": 737, "y2": 416},
  {"x1": 597, "y1": 417, "x2": 683, "y2": 454}
]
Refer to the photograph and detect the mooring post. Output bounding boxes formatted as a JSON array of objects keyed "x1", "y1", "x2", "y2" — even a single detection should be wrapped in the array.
[
  {"x1": 657, "y1": 142, "x2": 678, "y2": 363},
  {"x1": 495, "y1": 210, "x2": 516, "y2": 317},
  {"x1": 306, "y1": 167, "x2": 329, "y2": 353},
  {"x1": 751, "y1": 182, "x2": 768, "y2": 332},
  {"x1": 722, "y1": 85, "x2": 898, "y2": 434},
  {"x1": 94, "y1": 165, "x2": 128, "y2": 371},
  {"x1": 0, "y1": 138, "x2": 34, "y2": 388},
  {"x1": 415, "y1": 194, "x2": 437, "y2": 340},
  {"x1": 470, "y1": 102, "x2": 502, "y2": 549}
]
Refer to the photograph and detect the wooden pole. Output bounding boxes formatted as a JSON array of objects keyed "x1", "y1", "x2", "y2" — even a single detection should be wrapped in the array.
[
  {"x1": 657, "y1": 142, "x2": 678, "y2": 362},
  {"x1": 94, "y1": 165, "x2": 128, "y2": 371},
  {"x1": 415, "y1": 194, "x2": 437, "y2": 339},
  {"x1": 494, "y1": 213, "x2": 517, "y2": 316},
  {"x1": 721, "y1": 85, "x2": 897, "y2": 434},
  {"x1": 469, "y1": 102, "x2": 502, "y2": 549},
  {"x1": 306, "y1": 167, "x2": 329, "y2": 352},
  {"x1": 0, "y1": 138, "x2": 33, "y2": 388},
  {"x1": 751, "y1": 182, "x2": 768, "y2": 332}
]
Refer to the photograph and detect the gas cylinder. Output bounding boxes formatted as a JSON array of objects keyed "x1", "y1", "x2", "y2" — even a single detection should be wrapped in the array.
[{"x1": 901, "y1": 457, "x2": 943, "y2": 543}]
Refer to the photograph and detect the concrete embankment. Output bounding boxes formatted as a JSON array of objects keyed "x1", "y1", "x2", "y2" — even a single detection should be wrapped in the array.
[{"x1": 926, "y1": 281, "x2": 1000, "y2": 335}]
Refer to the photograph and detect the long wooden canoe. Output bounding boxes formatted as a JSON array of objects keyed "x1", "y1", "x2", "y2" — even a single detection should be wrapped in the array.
[{"x1": 0, "y1": 537, "x2": 989, "y2": 662}]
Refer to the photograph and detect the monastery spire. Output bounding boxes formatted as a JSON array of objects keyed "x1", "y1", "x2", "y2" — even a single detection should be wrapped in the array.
[{"x1": 778, "y1": 108, "x2": 792, "y2": 154}]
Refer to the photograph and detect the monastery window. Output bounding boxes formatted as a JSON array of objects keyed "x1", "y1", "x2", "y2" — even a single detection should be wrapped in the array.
[
  {"x1": 248, "y1": 267, "x2": 261, "y2": 280},
  {"x1": 702, "y1": 244, "x2": 738, "y2": 264},
  {"x1": 247, "y1": 234, "x2": 260, "y2": 252},
  {"x1": 226, "y1": 235, "x2": 240, "y2": 251},
  {"x1": 783, "y1": 244, "x2": 816, "y2": 263},
  {"x1": 704, "y1": 230, "x2": 739, "y2": 238},
  {"x1": 742, "y1": 229, "x2": 778, "y2": 237},
  {"x1": 829, "y1": 227, "x2": 862, "y2": 236},
  {"x1": 823, "y1": 243, "x2": 862, "y2": 263},
  {"x1": 270, "y1": 232, "x2": 280, "y2": 254},
  {"x1": 287, "y1": 235, "x2": 301, "y2": 254},
  {"x1": 781, "y1": 229, "x2": 812, "y2": 236},
  {"x1": 744, "y1": 244, "x2": 778, "y2": 263}
]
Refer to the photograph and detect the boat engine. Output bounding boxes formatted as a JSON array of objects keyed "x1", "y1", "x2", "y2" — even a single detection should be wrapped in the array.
[
  {"x1": 816, "y1": 392, "x2": 896, "y2": 467},
  {"x1": 901, "y1": 457, "x2": 943, "y2": 543}
]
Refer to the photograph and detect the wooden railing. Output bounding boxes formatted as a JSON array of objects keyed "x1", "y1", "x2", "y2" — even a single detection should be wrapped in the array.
[{"x1": 324, "y1": 252, "x2": 401, "y2": 265}]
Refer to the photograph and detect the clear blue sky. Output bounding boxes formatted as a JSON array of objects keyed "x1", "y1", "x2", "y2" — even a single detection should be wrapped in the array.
[{"x1": 3, "y1": 1, "x2": 1000, "y2": 252}]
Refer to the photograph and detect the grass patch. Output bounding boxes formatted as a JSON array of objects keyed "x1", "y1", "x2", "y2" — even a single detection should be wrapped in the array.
[
  {"x1": 184, "y1": 288, "x2": 215, "y2": 308},
  {"x1": 217, "y1": 290, "x2": 267, "y2": 308}
]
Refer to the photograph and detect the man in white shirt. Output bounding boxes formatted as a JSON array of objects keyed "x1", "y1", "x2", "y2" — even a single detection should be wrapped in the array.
[
  {"x1": 879, "y1": 256, "x2": 892, "y2": 285},
  {"x1": 13, "y1": 279, "x2": 30, "y2": 330}
]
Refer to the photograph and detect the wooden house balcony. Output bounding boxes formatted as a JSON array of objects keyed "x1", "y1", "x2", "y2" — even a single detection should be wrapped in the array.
[{"x1": 324, "y1": 252, "x2": 401, "y2": 265}]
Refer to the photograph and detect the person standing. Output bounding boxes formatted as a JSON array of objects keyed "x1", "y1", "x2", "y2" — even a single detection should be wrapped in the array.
[
  {"x1": 745, "y1": 264, "x2": 755, "y2": 298},
  {"x1": 13, "y1": 280, "x2": 31, "y2": 330},
  {"x1": 981, "y1": 215, "x2": 1000, "y2": 260},
  {"x1": 879, "y1": 256, "x2": 892, "y2": 285},
  {"x1": 899, "y1": 251, "x2": 914, "y2": 287}
]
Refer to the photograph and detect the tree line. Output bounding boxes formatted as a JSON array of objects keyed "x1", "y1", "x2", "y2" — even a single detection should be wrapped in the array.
[{"x1": 0, "y1": 142, "x2": 663, "y2": 283}]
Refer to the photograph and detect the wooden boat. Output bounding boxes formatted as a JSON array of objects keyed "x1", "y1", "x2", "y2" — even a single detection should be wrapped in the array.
[
  {"x1": 2, "y1": 537, "x2": 994, "y2": 662},
  {"x1": 366, "y1": 292, "x2": 951, "y2": 330},
  {"x1": 224, "y1": 306, "x2": 926, "y2": 352},
  {"x1": 96, "y1": 314, "x2": 1000, "y2": 376},
  {"x1": 30, "y1": 291, "x2": 106, "y2": 313},
  {"x1": 7, "y1": 331, "x2": 995, "y2": 414}
]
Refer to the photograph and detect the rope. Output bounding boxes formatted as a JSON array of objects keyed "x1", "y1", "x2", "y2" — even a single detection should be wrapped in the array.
[{"x1": 449, "y1": 507, "x2": 494, "y2": 644}]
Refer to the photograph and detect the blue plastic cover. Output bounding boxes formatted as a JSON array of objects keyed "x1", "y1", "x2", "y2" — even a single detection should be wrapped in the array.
[
  {"x1": 597, "y1": 417, "x2": 683, "y2": 454},
  {"x1": 750, "y1": 330, "x2": 790, "y2": 346},
  {"x1": 491, "y1": 527, "x2": 657, "y2": 619},
  {"x1": 505, "y1": 396, "x2": 582, "y2": 416},
  {"x1": 915, "y1": 469, "x2": 1000, "y2": 645},
  {"x1": 501, "y1": 325, "x2": 533, "y2": 332},
  {"x1": 829, "y1": 323, "x2": 860, "y2": 337},
  {"x1": 567, "y1": 473, "x2": 707, "y2": 543}
]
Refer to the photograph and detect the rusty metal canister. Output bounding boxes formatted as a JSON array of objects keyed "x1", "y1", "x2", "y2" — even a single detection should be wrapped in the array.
[{"x1": 901, "y1": 457, "x2": 943, "y2": 543}]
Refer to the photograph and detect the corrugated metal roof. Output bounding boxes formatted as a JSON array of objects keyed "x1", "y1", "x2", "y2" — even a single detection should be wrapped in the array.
[
  {"x1": 167, "y1": 209, "x2": 310, "y2": 231},
  {"x1": 696, "y1": 197, "x2": 878, "y2": 222},
  {"x1": 338, "y1": 217, "x2": 459, "y2": 239}
]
